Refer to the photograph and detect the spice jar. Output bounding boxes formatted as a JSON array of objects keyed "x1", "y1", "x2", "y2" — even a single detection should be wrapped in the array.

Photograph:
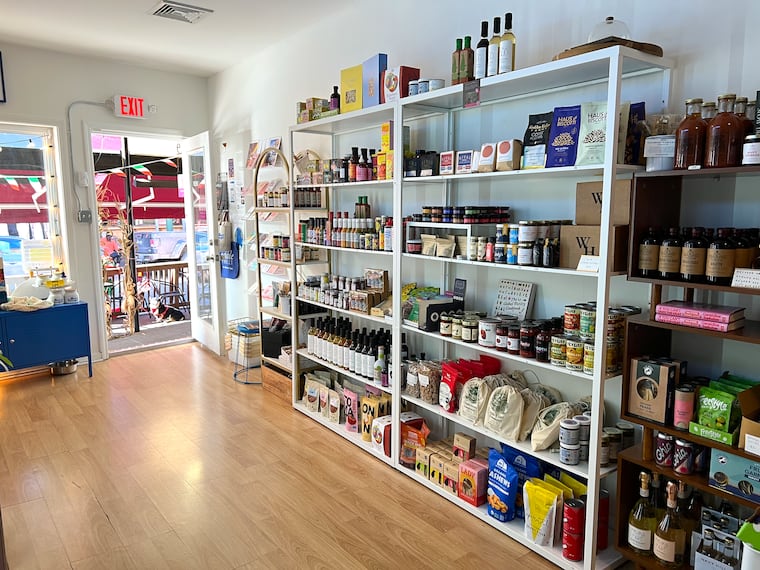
[
  {"x1": 519, "y1": 322, "x2": 538, "y2": 359},
  {"x1": 674, "y1": 98, "x2": 707, "y2": 170}
]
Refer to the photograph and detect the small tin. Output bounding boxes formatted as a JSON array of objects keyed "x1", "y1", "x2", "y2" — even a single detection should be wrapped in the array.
[
  {"x1": 562, "y1": 530, "x2": 583, "y2": 561},
  {"x1": 563, "y1": 499, "x2": 586, "y2": 535},
  {"x1": 673, "y1": 438, "x2": 695, "y2": 475},
  {"x1": 583, "y1": 342, "x2": 595, "y2": 375},
  {"x1": 579, "y1": 440, "x2": 590, "y2": 462},
  {"x1": 604, "y1": 427, "x2": 623, "y2": 461},
  {"x1": 580, "y1": 308, "x2": 596, "y2": 340},
  {"x1": 560, "y1": 442, "x2": 580, "y2": 465},
  {"x1": 417, "y1": 78, "x2": 430, "y2": 94},
  {"x1": 573, "y1": 415, "x2": 591, "y2": 442},
  {"x1": 478, "y1": 318, "x2": 500, "y2": 348},
  {"x1": 564, "y1": 305, "x2": 581, "y2": 335},
  {"x1": 560, "y1": 419, "x2": 581, "y2": 445},
  {"x1": 654, "y1": 431, "x2": 674, "y2": 468},
  {"x1": 599, "y1": 434, "x2": 610, "y2": 466},
  {"x1": 408, "y1": 80, "x2": 419, "y2": 96},
  {"x1": 429, "y1": 78, "x2": 445, "y2": 90},
  {"x1": 605, "y1": 340, "x2": 621, "y2": 375},
  {"x1": 565, "y1": 336, "x2": 584, "y2": 371},
  {"x1": 673, "y1": 386, "x2": 695, "y2": 430},
  {"x1": 550, "y1": 334, "x2": 567, "y2": 367}
]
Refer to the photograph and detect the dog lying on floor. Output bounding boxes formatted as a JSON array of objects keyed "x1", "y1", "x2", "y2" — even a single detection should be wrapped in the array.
[{"x1": 149, "y1": 297, "x2": 186, "y2": 322}]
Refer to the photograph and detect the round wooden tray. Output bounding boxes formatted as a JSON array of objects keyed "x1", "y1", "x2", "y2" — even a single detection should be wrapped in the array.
[{"x1": 553, "y1": 36, "x2": 663, "y2": 61}]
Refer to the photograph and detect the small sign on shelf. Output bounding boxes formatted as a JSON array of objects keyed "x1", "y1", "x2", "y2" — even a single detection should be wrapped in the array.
[
  {"x1": 576, "y1": 255, "x2": 600, "y2": 273},
  {"x1": 731, "y1": 268, "x2": 760, "y2": 289}
]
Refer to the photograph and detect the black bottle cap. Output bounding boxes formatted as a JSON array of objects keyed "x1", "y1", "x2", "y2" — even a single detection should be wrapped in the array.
[
  {"x1": 505, "y1": 12, "x2": 513, "y2": 29},
  {"x1": 493, "y1": 17, "x2": 501, "y2": 35},
  {"x1": 481, "y1": 21, "x2": 488, "y2": 37}
]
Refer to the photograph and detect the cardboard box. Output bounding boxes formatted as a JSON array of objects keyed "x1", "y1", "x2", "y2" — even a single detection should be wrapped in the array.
[
  {"x1": 689, "y1": 421, "x2": 739, "y2": 446},
  {"x1": 413, "y1": 297, "x2": 461, "y2": 332},
  {"x1": 416, "y1": 447, "x2": 435, "y2": 478},
  {"x1": 455, "y1": 150, "x2": 474, "y2": 174},
  {"x1": 380, "y1": 121, "x2": 393, "y2": 152},
  {"x1": 495, "y1": 139, "x2": 522, "y2": 171},
  {"x1": 362, "y1": 53, "x2": 387, "y2": 108},
  {"x1": 261, "y1": 364, "x2": 291, "y2": 402},
  {"x1": 739, "y1": 384, "x2": 760, "y2": 455},
  {"x1": 430, "y1": 452, "x2": 452, "y2": 488},
  {"x1": 575, "y1": 180, "x2": 632, "y2": 225},
  {"x1": 340, "y1": 65, "x2": 363, "y2": 113},
  {"x1": 370, "y1": 295, "x2": 393, "y2": 318},
  {"x1": 371, "y1": 415, "x2": 392, "y2": 457},
  {"x1": 709, "y1": 449, "x2": 760, "y2": 505},
  {"x1": 559, "y1": 224, "x2": 628, "y2": 272},
  {"x1": 364, "y1": 268, "x2": 389, "y2": 295},
  {"x1": 453, "y1": 432, "x2": 477, "y2": 460},
  {"x1": 349, "y1": 290, "x2": 381, "y2": 314},
  {"x1": 439, "y1": 151, "x2": 455, "y2": 175},
  {"x1": 381, "y1": 66, "x2": 421, "y2": 103},
  {"x1": 627, "y1": 357, "x2": 677, "y2": 425},
  {"x1": 400, "y1": 412, "x2": 429, "y2": 468},
  {"x1": 442, "y1": 460, "x2": 460, "y2": 496},
  {"x1": 458, "y1": 458, "x2": 489, "y2": 507}
]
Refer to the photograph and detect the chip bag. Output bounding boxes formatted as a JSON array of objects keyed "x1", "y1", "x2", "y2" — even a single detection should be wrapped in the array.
[{"x1": 487, "y1": 448, "x2": 519, "y2": 522}]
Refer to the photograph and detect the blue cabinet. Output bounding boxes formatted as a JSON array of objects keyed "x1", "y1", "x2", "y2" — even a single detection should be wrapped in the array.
[{"x1": 0, "y1": 302, "x2": 92, "y2": 376}]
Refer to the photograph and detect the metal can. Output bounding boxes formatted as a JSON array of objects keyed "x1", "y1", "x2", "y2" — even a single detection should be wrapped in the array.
[
  {"x1": 550, "y1": 334, "x2": 567, "y2": 367},
  {"x1": 560, "y1": 419, "x2": 580, "y2": 445},
  {"x1": 574, "y1": 415, "x2": 591, "y2": 442},
  {"x1": 673, "y1": 386, "x2": 695, "y2": 430},
  {"x1": 673, "y1": 438, "x2": 695, "y2": 475},
  {"x1": 564, "y1": 305, "x2": 581, "y2": 335},
  {"x1": 580, "y1": 308, "x2": 596, "y2": 340},
  {"x1": 604, "y1": 427, "x2": 623, "y2": 461},
  {"x1": 562, "y1": 530, "x2": 583, "y2": 562},
  {"x1": 579, "y1": 441, "x2": 590, "y2": 462},
  {"x1": 478, "y1": 318, "x2": 500, "y2": 348},
  {"x1": 565, "y1": 336, "x2": 584, "y2": 371},
  {"x1": 607, "y1": 309, "x2": 625, "y2": 342},
  {"x1": 560, "y1": 442, "x2": 580, "y2": 465},
  {"x1": 563, "y1": 499, "x2": 586, "y2": 535},
  {"x1": 583, "y1": 342, "x2": 595, "y2": 375},
  {"x1": 654, "y1": 431, "x2": 674, "y2": 468},
  {"x1": 605, "y1": 340, "x2": 621, "y2": 375},
  {"x1": 599, "y1": 433, "x2": 610, "y2": 466}
]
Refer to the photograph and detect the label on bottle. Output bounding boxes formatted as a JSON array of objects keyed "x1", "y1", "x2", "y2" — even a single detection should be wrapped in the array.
[
  {"x1": 639, "y1": 244, "x2": 660, "y2": 270},
  {"x1": 498, "y1": 41, "x2": 514, "y2": 73},
  {"x1": 487, "y1": 43, "x2": 499, "y2": 76},
  {"x1": 657, "y1": 245, "x2": 681, "y2": 274},
  {"x1": 734, "y1": 247, "x2": 754, "y2": 269},
  {"x1": 680, "y1": 247, "x2": 706, "y2": 276},
  {"x1": 653, "y1": 534, "x2": 676, "y2": 563},
  {"x1": 474, "y1": 48, "x2": 487, "y2": 79},
  {"x1": 628, "y1": 524, "x2": 652, "y2": 551},
  {"x1": 706, "y1": 248, "x2": 736, "y2": 278}
]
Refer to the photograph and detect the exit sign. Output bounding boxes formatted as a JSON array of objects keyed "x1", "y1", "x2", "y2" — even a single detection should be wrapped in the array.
[{"x1": 113, "y1": 95, "x2": 146, "y2": 119}]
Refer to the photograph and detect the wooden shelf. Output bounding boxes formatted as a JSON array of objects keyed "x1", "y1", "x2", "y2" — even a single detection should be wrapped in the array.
[
  {"x1": 617, "y1": 444, "x2": 760, "y2": 510},
  {"x1": 614, "y1": 545, "x2": 677, "y2": 570},
  {"x1": 627, "y1": 275, "x2": 760, "y2": 296},
  {"x1": 634, "y1": 164, "x2": 760, "y2": 178},
  {"x1": 627, "y1": 314, "x2": 760, "y2": 345}
]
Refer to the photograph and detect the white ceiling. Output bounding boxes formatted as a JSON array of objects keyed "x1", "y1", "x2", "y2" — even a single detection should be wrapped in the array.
[{"x1": 0, "y1": 0, "x2": 335, "y2": 77}]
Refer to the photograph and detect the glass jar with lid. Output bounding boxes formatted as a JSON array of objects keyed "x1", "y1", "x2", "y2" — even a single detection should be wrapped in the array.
[
  {"x1": 705, "y1": 93, "x2": 744, "y2": 168},
  {"x1": 734, "y1": 96, "x2": 755, "y2": 137},
  {"x1": 674, "y1": 98, "x2": 707, "y2": 169},
  {"x1": 701, "y1": 101, "x2": 717, "y2": 120}
]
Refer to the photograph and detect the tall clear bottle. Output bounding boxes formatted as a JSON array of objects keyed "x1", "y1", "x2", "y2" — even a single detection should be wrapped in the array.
[
  {"x1": 628, "y1": 472, "x2": 657, "y2": 556},
  {"x1": 705, "y1": 93, "x2": 743, "y2": 168},
  {"x1": 653, "y1": 481, "x2": 686, "y2": 568},
  {"x1": 474, "y1": 21, "x2": 489, "y2": 80},
  {"x1": 487, "y1": 16, "x2": 501, "y2": 77},
  {"x1": 498, "y1": 12, "x2": 516, "y2": 74},
  {"x1": 674, "y1": 98, "x2": 707, "y2": 169}
]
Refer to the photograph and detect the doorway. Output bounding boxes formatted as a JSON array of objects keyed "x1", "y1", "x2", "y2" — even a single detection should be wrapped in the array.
[{"x1": 91, "y1": 132, "x2": 192, "y2": 355}]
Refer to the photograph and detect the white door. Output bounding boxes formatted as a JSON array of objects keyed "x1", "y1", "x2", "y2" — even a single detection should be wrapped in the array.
[{"x1": 181, "y1": 132, "x2": 224, "y2": 354}]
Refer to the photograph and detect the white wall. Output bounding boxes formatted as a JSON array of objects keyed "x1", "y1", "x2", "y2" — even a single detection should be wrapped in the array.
[
  {"x1": 208, "y1": 0, "x2": 760, "y2": 321},
  {"x1": 0, "y1": 43, "x2": 210, "y2": 361}
]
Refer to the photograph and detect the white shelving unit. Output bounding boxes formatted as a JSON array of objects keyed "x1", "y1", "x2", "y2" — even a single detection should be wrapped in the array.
[{"x1": 287, "y1": 46, "x2": 672, "y2": 570}]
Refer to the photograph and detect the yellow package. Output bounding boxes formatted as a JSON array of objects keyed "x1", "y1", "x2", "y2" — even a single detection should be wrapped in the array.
[
  {"x1": 560, "y1": 472, "x2": 588, "y2": 498},
  {"x1": 523, "y1": 480, "x2": 558, "y2": 546},
  {"x1": 544, "y1": 474, "x2": 574, "y2": 500},
  {"x1": 530, "y1": 478, "x2": 565, "y2": 542}
]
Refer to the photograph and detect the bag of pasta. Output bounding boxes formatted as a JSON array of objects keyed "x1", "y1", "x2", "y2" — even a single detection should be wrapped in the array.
[{"x1": 483, "y1": 385, "x2": 524, "y2": 441}]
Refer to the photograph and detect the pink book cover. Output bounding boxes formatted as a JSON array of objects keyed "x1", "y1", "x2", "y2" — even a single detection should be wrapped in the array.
[
  {"x1": 655, "y1": 313, "x2": 745, "y2": 332},
  {"x1": 655, "y1": 301, "x2": 745, "y2": 323}
]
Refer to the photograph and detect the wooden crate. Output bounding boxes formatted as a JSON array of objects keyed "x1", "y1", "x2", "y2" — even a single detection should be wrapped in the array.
[{"x1": 261, "y1": 364, "x2": 292, "y2": 402}]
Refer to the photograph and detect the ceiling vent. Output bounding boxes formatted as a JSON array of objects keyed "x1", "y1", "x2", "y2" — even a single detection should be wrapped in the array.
[{"x1": 150, "y1": 1, "x2": 213, "y2": 24}]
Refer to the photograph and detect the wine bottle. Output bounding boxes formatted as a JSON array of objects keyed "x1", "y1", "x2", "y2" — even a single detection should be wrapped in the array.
[
  {"x1": 638, "y1": 227, "x2": 661, "y2": 278},
  {"x1": 650, "y1": 473, "x2": 665, "y2": 523},
  {"x1": 374, "y1": 344, "x2": 387, "y2": 387},
  {"x1": 487, "y1": 17, "x2": 501, "y2": 77},
  {"x1": 653, "y1": 481, "x2": 686, "y2": 568},
  {"x1": 474, "y1": 21, "x2": 489, "y2": 80},
  {"x1": 628, "y1": 471, "x2": 657, "y2": 556},
  {"x1": 452, "y1": 38, "x2": 462, "y2": 85},
  {"x1": 459, "y1": 36, "x2": 474, "y2": 83},
  {"x1": 498, "y1": 12, "x2": 516, "y2": 74}
]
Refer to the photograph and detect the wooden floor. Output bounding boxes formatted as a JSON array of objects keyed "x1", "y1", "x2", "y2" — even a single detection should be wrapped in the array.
[{"x1": 0, "y1": 343, "x2": 564, "y2": 569}]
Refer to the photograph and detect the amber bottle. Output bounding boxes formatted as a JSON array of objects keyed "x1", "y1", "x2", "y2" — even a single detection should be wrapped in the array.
[
  {"x1": 734, "y1": 96, "x2": 755, "y2": 137},
  {"x1": 705, "y1": 94, "x2": 743, "y2": 168},
  {"x1": 680, "y1": 227, "x2": 708, "y2": 283},
  {"x1": 658, "y1": 227, "x2": 682, "y2": 281},
  {"x1": 638, "y1": 227, "x2": 661, "y2": 278},
  {"x1": 705, "y1": 227, "x2": 736, "y2": 285},
  {"x1": 674, "y1": 98, "x2": 707, "y2": 169}
]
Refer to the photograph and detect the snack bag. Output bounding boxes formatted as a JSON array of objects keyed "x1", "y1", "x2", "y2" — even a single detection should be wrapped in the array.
[
  {"x1": 328, "y1": 389, "x2": 341, "y2": 423},
  {"x1": 343, "y1": 387, "x2": 359, "y2": 433},
  {"x1": 501, "y1": 444, "x2": 543, "y2": 519},
  {"x1": 523, "y1": 480, "x2": 558, "y2": 546},
  {"x1": 360, "y1": 395, "x2": 378, "y2": 442},
  {"x1": 487, "y1": 448, "x2": 518, "y2": 522},
  {"x1": 696, "y1": 386, "x2": 737, "y2": 432}
]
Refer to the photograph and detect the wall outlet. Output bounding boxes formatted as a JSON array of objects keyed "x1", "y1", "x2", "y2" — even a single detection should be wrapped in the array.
[{"x1": 77, "y1": 209, "x2": 92, "y2": 223}]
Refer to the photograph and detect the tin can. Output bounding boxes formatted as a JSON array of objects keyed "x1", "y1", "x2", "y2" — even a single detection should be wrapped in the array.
[
  {"x1": 654, "y1": 432, "x2": 674, "y2": 468},
  {"x1": 564, "y1": 305, "x2": 581, "y2": 335},
  {"x1": 408, "y1": 80, "x2": 419, "y2": 96},
  {"x1": 562, "y1": 530, "x2": 584, "y2": 561},
  {"x1": 673, "y1": 386, "x2": 695, "y2": 430},
  {"x1": 565, "y1": 336, "x2": 584, "y2": 371},
  {"x1": 599, "y1": 433, "x2": 610, "y2": 466},
  {"x1": 605, "y1": 340, "x2": 621, "y2": 375},
  {"x1": 560, "y1": 442, "x2": 580, "y2": 465},
  {"x1": 478, "y1": 318, "x2": 500, "y2": 348},
  {"x1": 550, "y1": 334, "x2": 567, "y2": 367},
  {"x1": 598, "y1": 489, "x2": 610, "y2": 523},
  {"x1": 607, "y1": 309, "x2": 625, "y2": 342},
  {"x1": 560, "y1": 419, "x2": 580, "y2": 445},
  {"x1": 579, "y1": 441, "x2": 589, "y2": 462},
  {"x1": 563, "y1": 499, "x2": 586, "y2": 535},
  {"x1": 579, "y1": 308, "x2": 596, "y2": 340},
  {"x1": 583, "y1": 342, "x2": 595, "y2": 375},
  {"x1": 673, "y1": 439, "x2": 695, "y2": 475},
  {"x1": 604, "y1": 427, "x2": 623, "y2": 461},
  {"x1": 574, "y1": 415, "x2": 591, "y2": 442}
]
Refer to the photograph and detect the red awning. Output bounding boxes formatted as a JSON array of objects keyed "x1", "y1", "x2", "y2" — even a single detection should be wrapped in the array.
[
  {"x1": 97, "y1": 172, "x2": 185, "y2": 221},
  {"x1": 0, "y1": 169, "x2": 48, "y2": 224}
]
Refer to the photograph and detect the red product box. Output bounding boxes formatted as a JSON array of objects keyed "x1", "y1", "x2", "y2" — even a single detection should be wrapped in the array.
[{"x1": 381, "y1": 66, "x2": 421, "y2": 103}]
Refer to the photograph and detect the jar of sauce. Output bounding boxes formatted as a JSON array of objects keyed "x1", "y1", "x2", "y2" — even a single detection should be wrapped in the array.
[
  {"x1": 535, "y1": 322, "x2": 552, "y2": 363},
  {"x1": 439, "y1": 313, "x2": 452, "y2": 337},
  {"x1": 495, "y1": 322, "x2": 509, "y2": 352},
  {"x1": 462, "y1": 318, "x2": 478, "y2": 343},
  {"x1": 507, "y1": 324, "x2": 521, "y2": 355},
  {"x1": 705, "y1": 93, "x2": 743, "y2": 168},
  {"x1": 451, "y1": 314, "x2": 463, "y2": 340},
  {"x1": 519, "y1": 322, "x2": 538, "y2": 359},
  {"x1": 674, "y1": 98, "x2": 707, "y2": 169}
]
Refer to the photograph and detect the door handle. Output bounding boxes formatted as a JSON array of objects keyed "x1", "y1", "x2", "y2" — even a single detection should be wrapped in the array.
[
  {"x1": 9, "y1": 339, "x2": 15, "y2": 344},
  {"x1": 206, "y1": 255, "x2": 219, "y2": 261}
]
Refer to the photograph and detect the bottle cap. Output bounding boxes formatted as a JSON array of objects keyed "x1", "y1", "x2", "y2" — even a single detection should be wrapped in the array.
[{"x1": 505, "y1": 12, "x2": 513, "y2": 29}]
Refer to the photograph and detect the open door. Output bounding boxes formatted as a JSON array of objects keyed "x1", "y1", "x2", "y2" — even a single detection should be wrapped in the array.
[{"x1": 181, "y1": 132, "x2": 224, "y2": 354}]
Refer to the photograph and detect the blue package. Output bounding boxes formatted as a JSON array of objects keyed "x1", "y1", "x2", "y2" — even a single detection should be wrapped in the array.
[
  {"x1": 488, "y1": 448, "x2": 519, "y2": 522},
  {"x1": 546, "y1": 105, "x2": 581, "y2": 168},
  {"x1": 501, "y1": 443, "x2": 543, "y2": 519}
]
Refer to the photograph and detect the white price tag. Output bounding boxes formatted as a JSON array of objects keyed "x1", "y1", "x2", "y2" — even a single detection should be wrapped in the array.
[
  {"x1": 576, "y1": 255, "x2": 600, "y2": 273},
  {"x1": 731, "y1": 268, "x2": 760, "y2": 289}
]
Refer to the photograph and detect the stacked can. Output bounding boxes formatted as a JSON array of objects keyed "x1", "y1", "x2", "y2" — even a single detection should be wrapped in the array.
[
  {"x1": 559, "y1": 419, "x2": 581, "y2": 465},
  {"x1": 562, "y1": 499, "x2": 585, "y2": 561},
  {"x1": 574, "y1": 415, "x2": 591, "y2": 462}
]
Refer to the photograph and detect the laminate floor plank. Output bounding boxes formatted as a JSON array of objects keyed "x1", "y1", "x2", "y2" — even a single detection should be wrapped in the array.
[{"x1": 1, "y1": 343, "x2": 576, "y2": 569}]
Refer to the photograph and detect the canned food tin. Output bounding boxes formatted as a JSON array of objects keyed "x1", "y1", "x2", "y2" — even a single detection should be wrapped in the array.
[
  {"x1": 604, "y1": 427, "x2": 623, "y2": 461},
  {"x1": 550, "y1": 334, "x2": 567, "y2": 367},
  {"x1": 560, "y1": 419, "x2": 580, "y2": 445},
  {"x1": 565, "y1": 336, "x2": 584, "y2": 371},
  {"x1": 600, "y1": 433, "x2": 610, "y2": 466},
  {"x1": 573, "y1": 415, "x2": 591, "y2": 442},
  {"x1": 478, "y1": 318, "x2": 500, "y2": 348},
  {"x1": 605, "y1": 340, "x2": 621, "y2": 375},
  {"x1": 673, "y1": 438, "x2": 695, "y2": 475},
  {"x1": 563, "y1": 499, "x2": 586, "y2": 535},
  {"x1": 562, "y1": 530, "x2": 584, "y2": 561},
  {"x1": 560, "y1": 442, "x2": 580, "y2": 465},
  {"x1": 580, "y1": 308, "x2": 596, "y2": 340},
  {"x1": 579, "y1": 441, "x2": 589, "y2": 462},
  {"x1": 583, "y1": 342, "x2": 595, "y2": 375},
  {"x1": 564, "y1": 305, "x2": 581, "y2": 335},
  {"x1": 654, "y1": 431, "x2": 674, "y2": 468},
  {"x1": 607, "y1": 309, "x2": 625, "y2": 341}
]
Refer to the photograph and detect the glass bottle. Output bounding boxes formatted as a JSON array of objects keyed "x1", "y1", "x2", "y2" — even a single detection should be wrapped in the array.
[
  {"x1": 329, "y1": 85, "x2": 340, "y2": 111},
  {"x1": 705, "y1": 93, "x2": 743, "y2": 168},
  {"x1": 658, "y1": 227, "x2": 683, "y2": 280},
  {"x1": 734, "y1": 96, "x2": 754, "y2": 137},
  {"x1": 680, "y1": 227, "x2": 708, "y2": 282},
  {"x1": 639, "y1": 227, "x2": 661, "y2": 278},
  {"x1": 374, "y1": 344, "x2": 387, "y2": 387},
  {"x1": 747, "y1": 100, "x2": 757, "y2": 133},
  {"x1": 459, "y1": 36, "x2": 475, "y2": 83},
  {"x1": 733, "y1": 228, "x2": 754, "y2": 268},
  {"x1": 699, "y1": 528, "x2": 717, "y2": 559},
  {"x1": 675, "y1": 482, "x2": 696, "y2": 556},
  {"x1": 542, "y1": 237, "x2": 555, "y2": 268},
  {"x1": 628, "y1": 472, "x2": 657, "y2": 556},
  {"x1": 349, "y1": 147, "x2": 359, "y2": 182},
  {"x1": 674, "y1": 98, "x2": 707, "y2": 169},
  {"x1": 452, "y1": 38, "x2": 462, "y2": 85},
  {"x1": 650, "y1": 473, "x2": 664, "y2": 521},
  {"x1": 357, "y1": 149, "x2": 370, "y2": 182},
  {"x1": 653, "y1": 480, "x2": 686, "y2": 568},
  {"x1": 702, "y1": 101, "x2": 717, "y2": 120},
  {"x1": 487, "y1": 16, "x2": 501, "y2": 77},
  {"x1": 474, "y1": 21, "x2": 489, "y2": 80},
  {"x1": 719, "y1": 537, "x2": 738, "y2": 567},
  {"x1": 706, "y1": 227, "x2": 736, "y2": 285},
  {"x1": 498, "y1": 12, "x2": 516, "y2": 74}
]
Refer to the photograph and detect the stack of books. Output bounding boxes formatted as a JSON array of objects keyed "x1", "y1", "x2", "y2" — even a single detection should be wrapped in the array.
[{"x1": 655, "y1": 301, "x2": 745, "y2": 332}]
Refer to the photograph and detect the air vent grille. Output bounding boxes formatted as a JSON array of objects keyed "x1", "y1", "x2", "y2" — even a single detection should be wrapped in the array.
[{"x1": 150, "y1": 1, "x2": 213, "y2": 24}]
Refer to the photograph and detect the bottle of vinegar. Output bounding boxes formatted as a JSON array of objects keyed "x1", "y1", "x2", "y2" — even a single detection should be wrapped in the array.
[
  {"x1": 487, "y1": 17, "x2": 501, "y2": 77},
  {"x1": 639, "y1": 227, "x2": 661, "y2": 278},
  {"x1": 658, "y1": 227, "x2": 683, "y2": 280},
  {"x1": 452, "y1": 38, "x2": 462, "y2": 85},
  {"x1": 474, "y1": 21, "x2": 489, "y2": 80}
]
